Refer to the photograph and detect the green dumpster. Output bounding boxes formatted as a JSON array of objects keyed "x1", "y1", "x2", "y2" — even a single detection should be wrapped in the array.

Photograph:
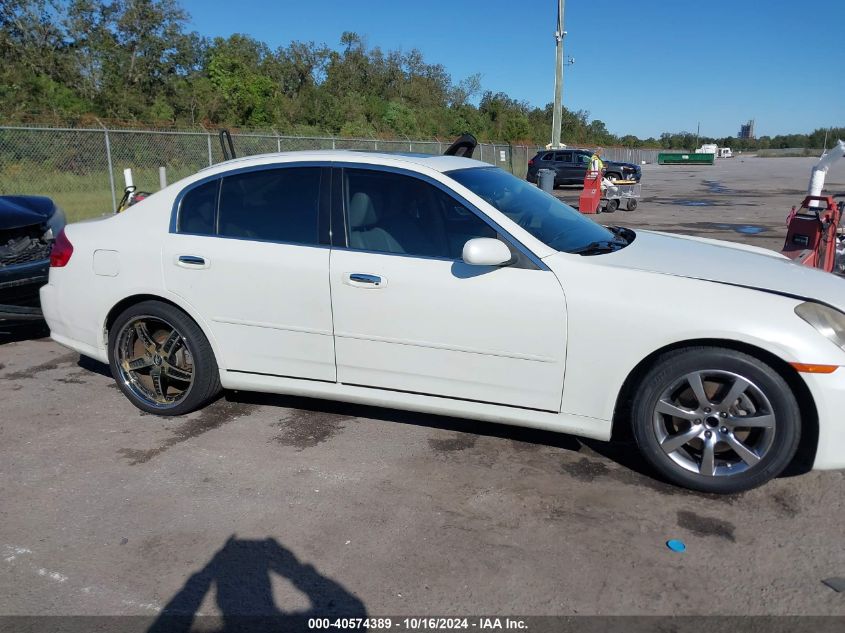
[{"x1": 658, "y1": 152, "x2": 714, "y2": 165}]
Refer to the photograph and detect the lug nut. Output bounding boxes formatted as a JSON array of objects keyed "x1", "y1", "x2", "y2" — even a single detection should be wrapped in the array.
[
  {"x1": 720, "y1": 426, "x2": 729, "y2": 434},
  {"x1": 720, "y1": 411, "x2": 727, "y2": 418},
  {"x1": 705, "y1": 430, "x2": 712, "y2": 438},
  {"x1": 695, "y1": 418, "x2": 702, "y2": 424},
  {"x1": 704, "y1": 407, "x2": 711, "y2": 413}
]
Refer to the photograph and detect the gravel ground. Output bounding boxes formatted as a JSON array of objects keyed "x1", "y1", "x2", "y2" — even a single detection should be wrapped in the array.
[{"x1": 1, "y1": 156, "x2": 844, "y2": 621}]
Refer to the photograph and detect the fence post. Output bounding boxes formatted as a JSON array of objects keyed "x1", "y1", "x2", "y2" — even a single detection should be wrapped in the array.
[
  {"x1": 97, "y1": 120, "x2": 117, "y2": 213},
  {"x1": 207, "y1": 134, "x2": 213, "y2": 166}
]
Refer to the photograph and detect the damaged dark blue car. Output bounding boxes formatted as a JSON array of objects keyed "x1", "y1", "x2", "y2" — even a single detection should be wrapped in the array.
[{"x1": 0, "y1": 195, "x2": 65, "y2": 322}]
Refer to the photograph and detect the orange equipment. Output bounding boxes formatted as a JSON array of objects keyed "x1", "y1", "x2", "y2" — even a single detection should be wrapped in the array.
[
  {"x1": 578, "y1": 170, "x2": 602, "y2": 214},
  {"x1": 781, "y1": 195, "x2": 841, "y2": 272}
]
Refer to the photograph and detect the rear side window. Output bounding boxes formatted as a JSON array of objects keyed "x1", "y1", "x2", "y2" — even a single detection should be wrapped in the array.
[
  {"x1": 541, "y1": 152, "x2": 553, "y2": 160},
  {"x1": 178, "y1": 180, "x2": 218, "y2": 235},
  {"x1": 218, "y1": 168, "x2": 321, "y2": 244}
]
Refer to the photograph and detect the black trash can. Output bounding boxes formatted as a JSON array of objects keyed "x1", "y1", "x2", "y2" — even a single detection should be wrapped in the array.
[{"x1": 537, "y1": 168, "x2": 555, "y2": 193}]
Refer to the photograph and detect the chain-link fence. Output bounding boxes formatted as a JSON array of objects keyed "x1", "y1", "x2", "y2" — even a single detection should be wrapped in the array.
[{"x1": 0, "y1": 124, "x2": 661, "y2": 221}]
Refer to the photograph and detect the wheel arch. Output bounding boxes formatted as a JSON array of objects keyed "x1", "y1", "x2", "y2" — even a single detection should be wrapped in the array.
[
  {"x1": 612, "y1": 338, "x2": 818, "y2": 474},
  {"x1": 103, "y1": 293, "x2": 226, "y2": 369}
]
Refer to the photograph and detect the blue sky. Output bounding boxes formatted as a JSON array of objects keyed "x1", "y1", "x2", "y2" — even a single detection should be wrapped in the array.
[{"x1": 180, "y1": 0, "x2": 844, "y2": 139}]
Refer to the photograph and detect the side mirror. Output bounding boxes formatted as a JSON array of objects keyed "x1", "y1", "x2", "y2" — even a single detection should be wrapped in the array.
[{"x1": 462, "y1": 238, "x2": 512, "y2": 266}]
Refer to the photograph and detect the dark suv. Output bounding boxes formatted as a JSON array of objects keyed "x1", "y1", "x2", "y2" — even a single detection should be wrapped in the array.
[{"x1": 526, "y1": 149, "x2": 641, "y2": 186}]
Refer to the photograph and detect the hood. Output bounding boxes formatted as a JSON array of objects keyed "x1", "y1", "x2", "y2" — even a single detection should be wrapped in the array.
[
  {"x1": 588, "y1": 229, "x2": 845, "y2": 312},
  {"x1": 0, "y1": 195, "x2": 57, "y2": 230},
  {"x1": 606, "y1": 160, "x2": 639, "y2": 169}
]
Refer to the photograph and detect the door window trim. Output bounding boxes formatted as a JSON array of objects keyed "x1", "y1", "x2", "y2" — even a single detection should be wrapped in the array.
[
  {"x1": 331, "y1": 163, "x2": 546, "y2": 271},
  {"x1": 170, "y1": 161, "x2": 333, "y2": 250}
]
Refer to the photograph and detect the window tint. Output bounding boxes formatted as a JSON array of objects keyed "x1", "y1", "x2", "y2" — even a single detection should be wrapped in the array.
[
  {"x1": 541, "y1": 152, "x2": 553, "y2": 160},
  {"x1": 577, "y1": 153, "x2": 591, "y2": 165},
  {"x1": 345, "y1": 169, "x2": 496, "y2": 259},
  {"x1": 448, "y1": 167, "x2": 615, "y2": 253},
  {"x1": 218, "y1": 168, "x2": 320, "y2": 244},
  {"x1": 178, "y1": 179, "x2": 218, "y2": 235}
]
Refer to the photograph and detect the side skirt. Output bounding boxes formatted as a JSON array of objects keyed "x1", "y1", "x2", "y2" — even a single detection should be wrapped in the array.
[{"x1": 220, "y1": 369, "x2": 612, "y2": 441}]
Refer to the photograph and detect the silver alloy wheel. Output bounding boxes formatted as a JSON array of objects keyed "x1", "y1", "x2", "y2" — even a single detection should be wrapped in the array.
[
  {"x1": 114, "y1": 315, "x2": 195, "y2": 409},
  {"x1": 652, "y1": 370, "x2": 776, "y2": 477}
]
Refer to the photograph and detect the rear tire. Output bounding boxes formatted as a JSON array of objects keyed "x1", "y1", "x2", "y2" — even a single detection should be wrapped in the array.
[
  {"x1": 605, "y1": 198, "x2": 619, "y2": 212},
  {"x1": 630, "y1": 347, "x2": 801, "y2": 493},
  {"x1": 108, "y1": 300, "x2": 222, "y2": 416},
  {"x1": 626, "y1": 199, "x2": 638, "y2": 211}
]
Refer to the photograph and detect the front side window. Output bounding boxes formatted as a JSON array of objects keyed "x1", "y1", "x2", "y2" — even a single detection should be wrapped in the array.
[
  {"x1": 447, "y1": 167, "x2": 616, "y2": 253},
  {"x1": 178, "y1": 179, "x2": 218, "y2": 235},
  {"x1": 218, "y1": 168, "x2": 321, "y2": 244},
  {"x1": 344, "y1": 169, "x2": 496, "y2": 259}
]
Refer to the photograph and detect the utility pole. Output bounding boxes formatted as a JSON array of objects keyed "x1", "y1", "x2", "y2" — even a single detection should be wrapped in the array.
[{"x1": 550, "y1": 0, "x2": 565, "y2": 149}]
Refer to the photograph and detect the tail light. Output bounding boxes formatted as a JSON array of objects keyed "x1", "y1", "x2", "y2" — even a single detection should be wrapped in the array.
[
  {"x1": 50, "y1": 228, "x2": 73, "y2": 267},
  {"x1": 528, "y1": 159, "x2": 534, "y2": 167}
]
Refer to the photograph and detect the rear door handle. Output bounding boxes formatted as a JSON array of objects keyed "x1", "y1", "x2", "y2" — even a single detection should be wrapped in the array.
[
  {"x1": 345, "y1": 273, "x2": 385, "y2": 288},
  {"x1": 177, "y1": 255, "x2": 208, "y2": 268}
]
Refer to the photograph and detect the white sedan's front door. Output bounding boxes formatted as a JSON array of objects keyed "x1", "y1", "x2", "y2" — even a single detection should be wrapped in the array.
[{"x1": 329, "y1": 167, "x2": 566, "y2": 411}]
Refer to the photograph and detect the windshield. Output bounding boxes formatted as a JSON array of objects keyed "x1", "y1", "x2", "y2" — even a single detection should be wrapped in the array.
[{"x1": 447, "y1": 167, "x2": 617, "y2": 253}]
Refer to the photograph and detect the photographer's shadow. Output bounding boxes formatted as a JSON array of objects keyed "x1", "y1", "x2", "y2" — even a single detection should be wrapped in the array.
[{"x1": 149, "y1": 535, "x2": 366, "y2": 632}]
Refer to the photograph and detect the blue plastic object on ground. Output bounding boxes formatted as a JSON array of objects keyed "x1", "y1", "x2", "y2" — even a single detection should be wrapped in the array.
[{"x1": 666, "y1": 539, "x2": 686, "y2": 552}]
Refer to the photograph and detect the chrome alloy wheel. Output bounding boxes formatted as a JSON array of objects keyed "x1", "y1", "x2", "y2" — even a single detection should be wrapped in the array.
[
  {"x1": 652, "y1": 370, "x2": 776, "y2": 477},
  {"x1": 114, "y1": 315, "x2": 194, "y2": 409}
]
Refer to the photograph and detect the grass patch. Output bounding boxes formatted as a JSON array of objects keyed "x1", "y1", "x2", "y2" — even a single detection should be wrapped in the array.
[
  {"x1": 0, "y1": 165, "x2": 197, "y2": 222},
  {"x1": 755, "y1": 148, "x2": 822, "y2": 158}
]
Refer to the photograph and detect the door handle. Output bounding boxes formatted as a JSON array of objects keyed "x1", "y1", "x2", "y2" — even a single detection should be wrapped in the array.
[
  {"x1": 345, "y1": 273, "x2": 385, "y2": 288},
  {"x1": 177, "y1": 255, "x2": 207, "y2": 268}
]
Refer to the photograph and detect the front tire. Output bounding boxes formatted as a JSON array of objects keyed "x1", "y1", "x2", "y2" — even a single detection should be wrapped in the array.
[
  {"x1": 108, "y1": 300, "x2": 222, "y2": 415},
  {"x1": 630, "y1": 347, "x2": 801, "y2": 493}
]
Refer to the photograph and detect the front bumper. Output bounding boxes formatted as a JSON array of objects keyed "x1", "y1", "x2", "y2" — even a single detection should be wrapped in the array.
[
  {"x1": 802, "y1": 369, "x2": 845, "y2": 470},
  {"x1": 0, "y1": 259, "x2": 49, "y2": 321}
]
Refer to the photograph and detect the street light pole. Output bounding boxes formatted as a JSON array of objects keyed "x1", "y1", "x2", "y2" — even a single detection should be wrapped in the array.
[{"x1": 550, "y1": 0, "x2": 565, "y2": 149}]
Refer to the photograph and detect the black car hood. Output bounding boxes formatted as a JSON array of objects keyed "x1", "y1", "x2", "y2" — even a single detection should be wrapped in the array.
[
  {"x1": 0, "y1": 195, "x2": 57, "y2": 230},
  {"x1": 606, "y1": 160, "x2": 638, "y2": 169}
]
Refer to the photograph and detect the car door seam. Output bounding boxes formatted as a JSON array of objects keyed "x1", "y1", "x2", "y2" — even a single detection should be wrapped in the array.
[{"x1": 333, "y1": 331, "x2": 558, "y2": 363}]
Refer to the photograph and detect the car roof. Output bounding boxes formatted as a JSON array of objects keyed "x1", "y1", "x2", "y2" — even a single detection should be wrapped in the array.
[{"x1": 198, "y1": 149, "x2": 488, "y2": 176}]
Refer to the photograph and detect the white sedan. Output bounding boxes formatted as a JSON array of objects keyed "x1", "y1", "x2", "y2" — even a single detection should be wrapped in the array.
[{"x1": 41, "y1": 150, "x2": 845, "y2": 492}]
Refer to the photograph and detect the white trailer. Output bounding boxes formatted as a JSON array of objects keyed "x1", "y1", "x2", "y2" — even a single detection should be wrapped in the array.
[{"x1": 695, "y1": 144, "x2": 733, "y2": 158}]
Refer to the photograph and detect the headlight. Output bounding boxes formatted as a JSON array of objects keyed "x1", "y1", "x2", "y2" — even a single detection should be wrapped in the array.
[{"x1": 795, "y1": 301, "x2": 845, "y2": 350}]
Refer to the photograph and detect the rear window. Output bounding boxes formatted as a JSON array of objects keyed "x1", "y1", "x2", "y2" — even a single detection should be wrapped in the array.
[
  {"x1": 178, "y1": 180, "x2": 218, "y2": 235},
  {"x1": 218, "y1": 168, "x2": 321, "y2": 244}
]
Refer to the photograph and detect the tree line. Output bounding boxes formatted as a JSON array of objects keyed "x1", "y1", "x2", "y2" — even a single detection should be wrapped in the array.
[
  {"x1": 657, "y1": 129, "x2": 844, "y2": 152},
  {"x1": 0, "y1": 0, "x2": 837, "y2": 149}
]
